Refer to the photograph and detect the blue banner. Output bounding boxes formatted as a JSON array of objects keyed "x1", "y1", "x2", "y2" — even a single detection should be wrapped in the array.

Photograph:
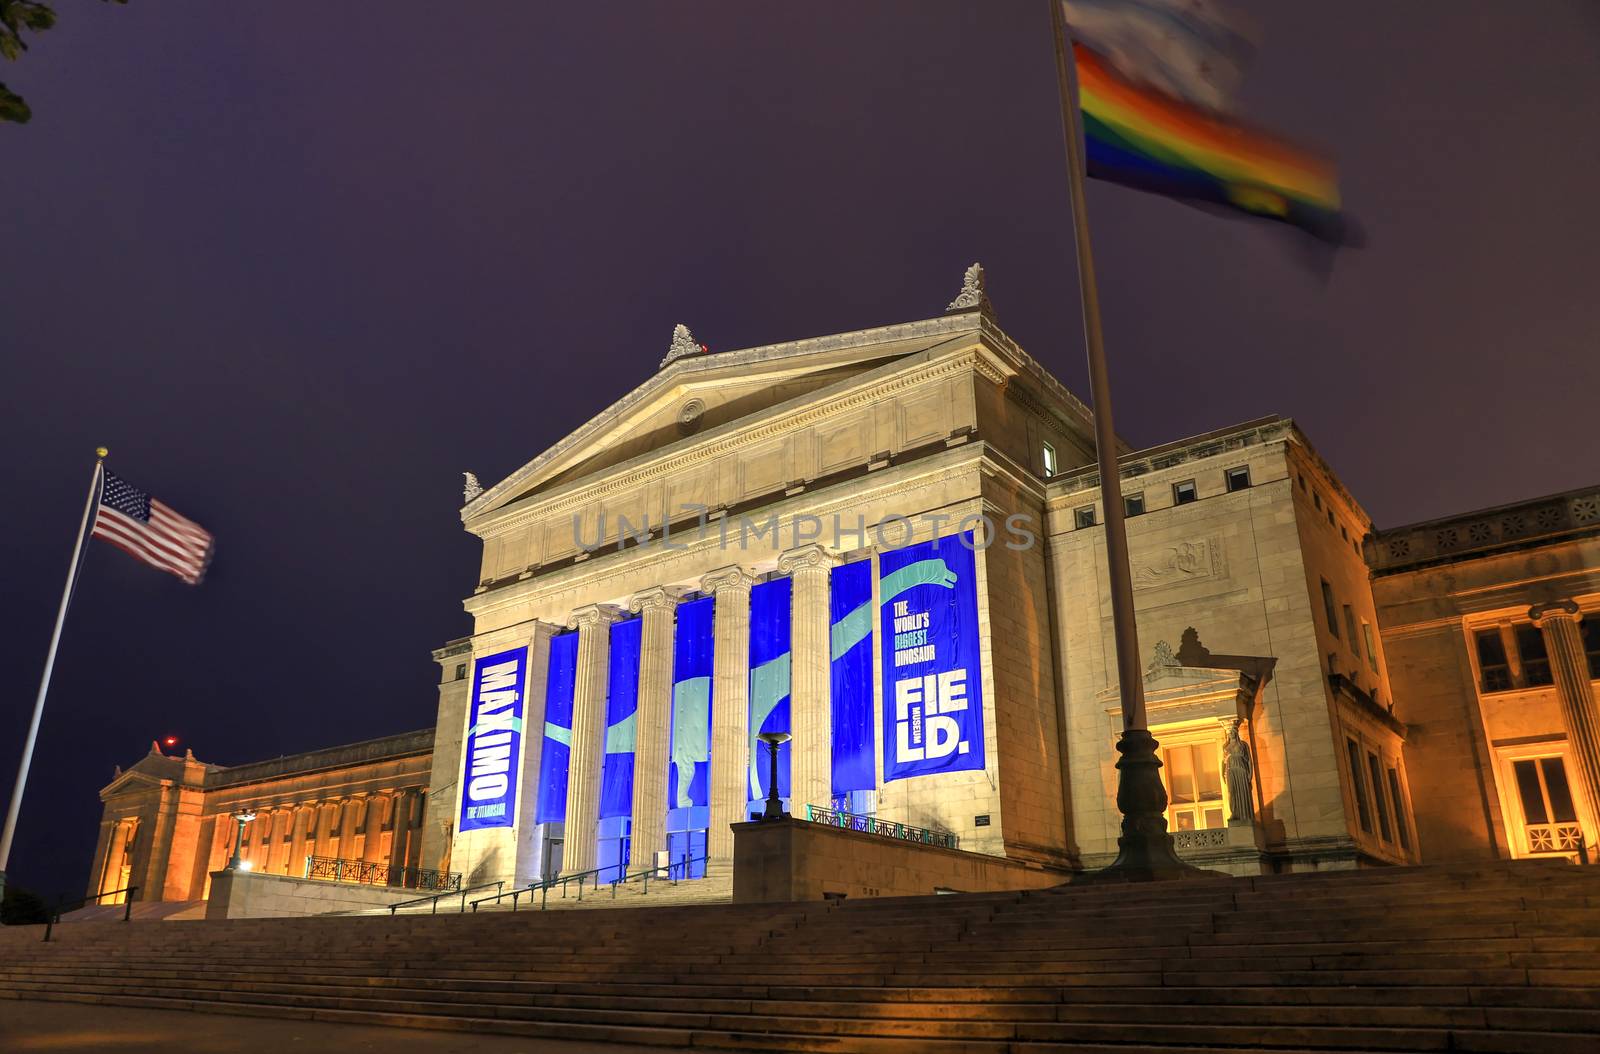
[
  {"x1": 748, "y1": 577, "x2": 791, "y2": 806},
  {"x1": 829, "y1": 559, "x2": 875, "y2": 794},
  {"x1": 458, "y1": 646, "x2": 528, "y2": 832},
  {"x1": 879, "y1": 532, "x2": 986, "y2": 782},
  {"x1": 600, "y1": 617, "x2": 642, "y2": 821},
  {"x1": 534, "y1": 631, "x2": 578, "y2": 824},
  {"x1": 667, "y1": 595, "x2": 714, "y2": 817}
]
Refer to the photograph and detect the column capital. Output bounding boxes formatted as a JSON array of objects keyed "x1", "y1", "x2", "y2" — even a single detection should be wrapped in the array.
[
  {"x1": 701, "y1": 565, "x2": 757, "y2": 596},
  {"x1": 630, "y1": 585, "x2": 689, "y2": 614},
  {"x1": 1530, "y1": 600, "x2": 1582, "y2": 627},
  {"x1": 568, "y1": 603, "x2": 627, "y2": 630},
  {"x1": 777, "y1": 544, "x2": 836, "y2": 576}
]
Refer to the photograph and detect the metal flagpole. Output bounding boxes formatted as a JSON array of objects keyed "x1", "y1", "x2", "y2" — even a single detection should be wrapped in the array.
[
  {"x1": 0, "y1": 449, "x2": 107, "y2": 905},
  {"x1": 1046, "y1": 2, "x2": 1193, "y2": 879}
]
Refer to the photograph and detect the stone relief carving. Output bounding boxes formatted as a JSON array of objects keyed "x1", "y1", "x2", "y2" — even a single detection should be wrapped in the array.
[
  {"x1": 945, "y1": 262, "x2": 992, "y2": 314},
  {"x1": 660, "y1": 323, "x2": 704, "y2": 369},
  {"x1": 1224, "y1": 719, "x2": 1254, "y2": 826},
  {"x1": 1134, "y1": 537, "x2": 1223, "y2": 589},
  {"x1": 1146, "y1": 639, "x2": 1179, "y2": 677},
  {"x1": 462, "y1": 472, "x2": 483, "y2": 503}
]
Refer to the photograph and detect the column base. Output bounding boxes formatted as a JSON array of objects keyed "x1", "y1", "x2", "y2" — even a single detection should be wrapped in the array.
[{"x1": 1073, "y1": 728, "x2": 1226, "y2": 884}]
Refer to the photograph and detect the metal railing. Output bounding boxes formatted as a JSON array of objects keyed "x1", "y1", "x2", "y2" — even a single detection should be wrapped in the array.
[
  {"x1": 387, "y1": 878, "x2": 504, "y2": 916},
  {"x1": 42, "y1": 885, "x2": 138, "y2": 942},
  {"x1": 471, "y1": 855, "x2": 710, "y2": 912},
  {"x1": 804, "y1": 804, "x2": 959, "y2": 850},
  {"x1": 303, "y1": 854, "x2": 461, "y2": 892}
]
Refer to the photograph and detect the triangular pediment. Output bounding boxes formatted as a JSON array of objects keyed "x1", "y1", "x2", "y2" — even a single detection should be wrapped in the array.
[{"x1": 465, "y1": 314, "x2": 992, "y2": 521}]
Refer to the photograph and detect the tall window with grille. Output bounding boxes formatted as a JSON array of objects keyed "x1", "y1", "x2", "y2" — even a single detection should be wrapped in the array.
[
  {"x1": 1161, "y1": 740, "x2": 1225, "y2": 832},
  {"x1": 1513, "y1": 756, "x2": 1583, "y2": 854}
]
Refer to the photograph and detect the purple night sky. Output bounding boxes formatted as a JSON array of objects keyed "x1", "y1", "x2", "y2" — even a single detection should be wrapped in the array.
[{"x1": 3, "y1": 2, "x2": 1598, "y2": 898}]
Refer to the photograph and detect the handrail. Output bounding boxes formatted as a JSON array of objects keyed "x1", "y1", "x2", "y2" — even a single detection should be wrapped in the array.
[
  {"x1": 42, "y1": 885, "x2": 138, "y2": 942},
  {"x1": 804, "y1": 803, "x2": 959, "y2": 850},
  {"x1": 471, "y1": 855, "x2": 710, "y2": 912},
  {"x1": 387, "y1": 878, "x2": 504, "y2": 916}
]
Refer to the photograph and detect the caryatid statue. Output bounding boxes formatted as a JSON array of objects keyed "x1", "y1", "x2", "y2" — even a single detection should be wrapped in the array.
[{"x1": 1224, "y1": 719, "x2": 1254, "y2": 825}]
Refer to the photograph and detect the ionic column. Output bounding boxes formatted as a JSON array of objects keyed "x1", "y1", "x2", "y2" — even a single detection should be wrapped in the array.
[
  {"x1": 1530, "y1": 601, "x2": 1600, "y2": 824},
  {"x1": 363, "y1": 794, "x2": 390, "y2": 864},
  {"x1": 388, "y1": 789, "x2": 414, "y2": 880},
  {"x1": 289, "y1": 802, "x2": 315, "y2": 876},
  {"x1": 703, "y1": 566, "x2": 756, "y2": 863},
  {"x1": 87, "y1": 820, "x2": 116, "y2": 900},
  {"x1": 629, "y1": 587, "x2": 684, "y2": 871},
  {"x1": 562, "y1": 604, "x2": 625, "y2": 877},
  {"x1": 779, "y1": 545, "x2": 835, "y2": 816},
  {"x1": 344, "y1": 792, "x2": 368, "y2": 861}
]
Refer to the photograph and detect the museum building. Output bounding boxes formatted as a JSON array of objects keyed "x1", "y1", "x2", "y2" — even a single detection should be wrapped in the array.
[{"x1": 85, "y1": 270, "x2": 1600, "y2": 909}]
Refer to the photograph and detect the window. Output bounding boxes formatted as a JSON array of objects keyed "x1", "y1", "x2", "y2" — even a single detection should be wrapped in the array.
[
  {"x1": 1314, "y1": 490, "x2": 1323, "y2": 510},
  {"x1": 1298, "y1": 473, "x2": 1307, "y2": 491},
  {"x1": 1225, "y1": 466, "x2": 1251, "y2": 492},
  {"x1": 1346, "y1": 739, "x2": 1372, "y2": 834},
  {"x1": 1340, "y1": 524, "x2": 1349, "y2": 541},
  {"x1": 1344, "y1": 606, "x2": 1362, "y2": 657},
  {"x1": 1386, "y1": 767, "x2": 1411, "y2": 851},
  {"x1": 1475, "y1": 629, "x2": 1512, "y2": 692},
  {"x1": 1362, "y1": 622, "x2": 1380, "y2": 673},
  {"x1": 454, "y1": 663, "x2": 467, "y2": 681},
  {"x1": 1124, "y1": 493, "x2": 1145, "y2": 518},
  {"x1": 1328, "y1": 509, "x2": 1336, "y2": 526},
  {"x1": 1514, "y1": 624, "x2": 1553, "y2": 687},
  {"x1": 1512, "y1": 756, "x2": 1582, "y2": 853},
  {"x1": 1162, "y1": 741, "x2": 1225, "y2": 832},
  {"x1": 1074, "y1": 505, "x2": 1096, "y2": 529},
  {"x1": 1173, "y1": 480, "x2": 1198, "y2": 505},
  {"x1": 1368, "y1": 752, "x2": 1393, "y2": 843},
  {"x1": 1042, "y1": 441, "x2": 1058, "y2": 477},
  {"x1": 1321, "y1": 579, "x2": 1340, "y2": 638},
  {"x1": 1581, "y1": 615, "x2": 1600, "y2": 679}
]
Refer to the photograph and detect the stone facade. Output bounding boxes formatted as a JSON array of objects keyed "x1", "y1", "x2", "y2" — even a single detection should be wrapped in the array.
[
  {"x1": 88, "y1": 730, "x2": 433, "y2": 905},
  {"x1": 433, "y1": 286, "x2": 1422, "y2": 890},
  {"x1": 92, "y1": 277, "x2": 1599, "y2": 909},
  {"x1": 1369, "y1": 486, "x2": 1600, "y2": 863}
]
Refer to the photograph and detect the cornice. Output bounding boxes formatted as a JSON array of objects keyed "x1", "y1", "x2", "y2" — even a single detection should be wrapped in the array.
[{"x1": 462, "y1": 441, "x2": 1001, "y2": 620}]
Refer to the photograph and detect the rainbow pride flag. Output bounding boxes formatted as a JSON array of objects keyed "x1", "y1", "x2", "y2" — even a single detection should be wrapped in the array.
[{"x1": 1075, "y1": 42, "x2": 1346, "y2": 243}]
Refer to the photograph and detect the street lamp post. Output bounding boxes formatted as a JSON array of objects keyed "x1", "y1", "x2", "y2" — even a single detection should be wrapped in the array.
[
  {"x1": 756, "y1": 732, "x2": 791, "y2": 821},
  {"x1": 227, "y1": 811, "x2": 256, "y2": 871}
]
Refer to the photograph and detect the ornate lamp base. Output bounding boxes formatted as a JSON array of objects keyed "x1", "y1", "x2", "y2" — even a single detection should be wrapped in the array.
[{"x1": 1074, "y1": 729, "x2": 1225, "y2": 884}]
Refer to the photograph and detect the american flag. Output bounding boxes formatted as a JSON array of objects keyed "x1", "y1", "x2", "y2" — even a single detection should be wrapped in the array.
[{"x1": 92, "y1": 471, "x2": 214, "y2": 585}]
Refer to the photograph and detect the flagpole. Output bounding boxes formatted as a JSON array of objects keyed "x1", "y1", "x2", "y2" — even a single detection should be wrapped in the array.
[
  {"x1": 1047, "y1": 2, "x2": 1192, "y2": 879},
  {"x1": 0, "y1": 449, "x2": 107, "y2": 905}
]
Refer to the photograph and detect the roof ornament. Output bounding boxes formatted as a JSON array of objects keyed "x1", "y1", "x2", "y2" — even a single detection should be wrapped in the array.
[
  {"x1": 462, "y1": 472, "x2": 483, "y2": 503},
  {"x1": 660, "y1": 323, "x2": 705, "y2": 369},
  {"x1": 945, "y1": 262, "x2": 992, "y2": 315}
]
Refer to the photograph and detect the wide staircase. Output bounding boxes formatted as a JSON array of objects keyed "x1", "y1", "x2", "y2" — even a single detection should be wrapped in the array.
[{"x1": 3, "y1": 859, "x2": 1598, "y2": 1052}]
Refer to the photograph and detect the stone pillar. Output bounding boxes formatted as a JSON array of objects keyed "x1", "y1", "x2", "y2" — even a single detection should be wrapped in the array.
[
  {"x1": 289, "y1": 803, "x2": 314, "y2": 876},
  {"x1": 629, "y1": 587, "x2": 683, "y2": 872},
  {"x1": 363, "y1": 794, "x2": 390, "y2": 864},
  {"x1": 1530, "y1": 601, "x2": 1600, "y2": 824},
  {"x1": 562, "y1": 604, "x2": 624, "y2": 877},
  {"x1": 779, "y1": 544, "x2": 835, "y2": 816},
  {"x1": 388, "y1": 790, "x2": 414, "y2": 880},
  {"x1": 86, "y1": 820, "x2": 115, "y2": 900},
  {"x1": 703, "y1": 566, "x2": 756, "y2": 863}
]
